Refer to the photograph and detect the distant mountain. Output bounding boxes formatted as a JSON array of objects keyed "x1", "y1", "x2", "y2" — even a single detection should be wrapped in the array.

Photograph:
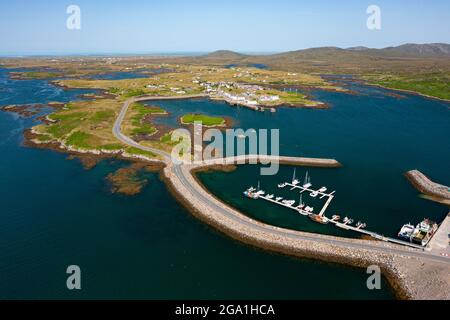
[
  {"x1": 203, "y1": 50, "x2": 247, "y2": 59},
  {"x1": 190, "y1": 43, "x2": 450, "y2": 74},
  {"x1": 379, "y1": 43, "x2": 450, "y2": 57},
  {"x1": 201, "y1": 44, "x2": 450, "y2": 62},
  {"x1": 269, "y1": 43, "x2": 450, "y2": 60},
  {"x1": 346, "y1": 46, "x2": 370, "y2": 51}
]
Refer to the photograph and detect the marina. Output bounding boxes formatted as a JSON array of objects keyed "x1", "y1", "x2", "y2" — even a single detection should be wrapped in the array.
[{"x1": 243, "y1": 169, "x2": 431, "y2": 250}]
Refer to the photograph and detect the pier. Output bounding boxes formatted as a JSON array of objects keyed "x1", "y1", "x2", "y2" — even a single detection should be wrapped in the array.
[
  {"x1": 246, "y1": 176, "x2": 425, "y2": 250},
  {"x1": 283, "y1": 182, "x2": 335, "y2": 216}
]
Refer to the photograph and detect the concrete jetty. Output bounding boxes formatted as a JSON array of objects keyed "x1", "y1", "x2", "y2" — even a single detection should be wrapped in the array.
[{"x1": 428, "y1": 213, "x2": 450, "y2": 257}]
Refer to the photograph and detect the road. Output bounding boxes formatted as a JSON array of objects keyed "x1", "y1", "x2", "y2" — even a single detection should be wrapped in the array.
[{"x1": 113, "y1": 96, "x2": 450, "y2": 265}]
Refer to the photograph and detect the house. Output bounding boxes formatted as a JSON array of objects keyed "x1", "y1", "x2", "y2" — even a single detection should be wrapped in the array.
[{"x1": 259, "y1": 95, "x2": 280, "y2": 102}]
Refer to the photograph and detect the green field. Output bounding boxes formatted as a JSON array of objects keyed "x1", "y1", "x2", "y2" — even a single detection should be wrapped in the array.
[
  {"x1": 66, "y1": 131, "x2": 94, "y2": 149},
  {"x1": 181, "y1": 113, "x2": 226, "y2": 126},
  {"x1": 126, "y1": 103, "x2": 165, "y2": 137},
  {"x1": 15, "y1": 71, "x2": 61, "y2": 79},
  {"x1": 365, "y1": 73, "x2": 450, "y2": 100}
]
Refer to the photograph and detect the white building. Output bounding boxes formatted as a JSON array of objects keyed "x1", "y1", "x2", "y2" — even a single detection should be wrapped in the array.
[{"x1": 259, "y1": 95, "x2": 280, "y2": 102}]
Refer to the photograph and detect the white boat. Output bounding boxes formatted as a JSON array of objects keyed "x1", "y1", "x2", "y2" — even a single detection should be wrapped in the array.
[
  {"x1": 244, "y1": 181, "x2": 264, "y2": 199},
  {"x1": 266, "y1": 194, "x2": 274, "y2": 199},
  {"x1": 278, "y1": 183, "x2": 286, "y2": 188},
  {"x1": 305, "y1": 206, "x2": 314, "y2": 213},
  {"x1": 397, "y1": 223, "x2": 414, "y2": 240},
  {"x1": 309, "y1": 191, "x2": 318, "y2": 198},
  {"x1": 303, "y1": 171, "x2": 312, "y2": 188},
  {"x1": 275, "y1": 197, "x2": 283, "y2": 201},
  {"x1": 343, "y1": 217, "x2": 354, "y2": 225},
  {"x1": 318, "y1": 187, "x2": 327, "y2": 193},
  {"x1": 282, "y1": 200, "x2": 295, "y2": 206},
  {"x1": 356, "y1": 222, "x2": 367, "y2": 229},
  {"x1": 243, "y1": 187, "x2": 259, "y2": 199},
  {"x1": 296, "y1": 194, "x2": 305, "y2": 209},
  {"x1": 292, "y1": 168, "x2": 300, "y2": 185}
]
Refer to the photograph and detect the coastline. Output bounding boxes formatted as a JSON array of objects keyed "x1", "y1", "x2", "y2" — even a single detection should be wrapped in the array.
[
  {"x1": 18, "y1": 90, "x2": 450, "y2": 300},
  {"x1": 360, "y1": 80, "x2": 450, "y2": 103}
]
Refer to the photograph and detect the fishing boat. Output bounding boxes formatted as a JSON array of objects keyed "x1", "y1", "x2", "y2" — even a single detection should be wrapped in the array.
[
  {"x1": 243, "y1": 181, "x2": 264, "y2": 199},
  {"x1": 243, "y1": 187, "x2": 259, "y2": 199},
  {"x1": 410, "y1": 218, "x2": 438, "y2": 246},
  {"x1": 397, "y1": 223, "x2": 415, "y2": 240},
  {"x1": 309, "y1": 214, "x2": 329, "y2": 225}
]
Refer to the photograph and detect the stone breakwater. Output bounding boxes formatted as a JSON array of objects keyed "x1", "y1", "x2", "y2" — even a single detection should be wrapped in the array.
[
  {"x1": 192, "y1": 155, "x2": 342, "y2": 168},
  {"x1": 162, "y1": 163, "x2": 450, "y2": 300},
  {"x1": 406, "y1": 170, "x2": 450, "y2": 201}
]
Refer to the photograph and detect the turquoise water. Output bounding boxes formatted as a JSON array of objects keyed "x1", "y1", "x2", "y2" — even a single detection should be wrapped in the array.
[{"x1": 0, "y1": 67, "x2": 422, "y2": 299}]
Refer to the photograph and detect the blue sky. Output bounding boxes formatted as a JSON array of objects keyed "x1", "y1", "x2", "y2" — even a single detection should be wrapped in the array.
[{"x1": 1, "y1": 0, "x2": 449, "y2": 55}]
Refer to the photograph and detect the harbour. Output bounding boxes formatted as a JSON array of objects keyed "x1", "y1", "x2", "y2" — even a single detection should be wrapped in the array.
[{"x1": 243, "y1": 169, "x2": 439, "y2": 250}]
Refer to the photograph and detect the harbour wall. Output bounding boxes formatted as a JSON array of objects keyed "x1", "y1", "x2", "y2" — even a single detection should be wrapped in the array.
[{"x1": 406, "y1": 170, "x2": 450, "y2": 202}]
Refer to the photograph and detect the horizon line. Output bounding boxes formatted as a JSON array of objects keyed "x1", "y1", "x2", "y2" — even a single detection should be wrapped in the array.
[{"x1": 1, "y1": 42, "x2": 449, "y2": 58}]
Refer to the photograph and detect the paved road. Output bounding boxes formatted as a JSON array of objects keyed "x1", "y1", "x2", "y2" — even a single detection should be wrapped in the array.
[{"x1": 113, "y1": 97, "x2": 450, "y2": 265}]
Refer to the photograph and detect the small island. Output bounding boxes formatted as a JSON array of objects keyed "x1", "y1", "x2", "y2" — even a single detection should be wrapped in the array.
[{"x1": 180, "y1": 113, "x2": 226, "y2": 127}]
